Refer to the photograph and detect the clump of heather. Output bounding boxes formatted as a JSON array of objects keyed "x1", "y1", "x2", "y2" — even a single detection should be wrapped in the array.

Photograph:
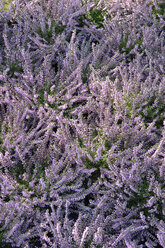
[{"x1": 0, "y1": 0, "x2": 165, "y2": 247}]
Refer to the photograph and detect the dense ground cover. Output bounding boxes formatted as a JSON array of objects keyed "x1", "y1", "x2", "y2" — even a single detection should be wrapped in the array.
[{"x1": 0, "y1": 0, "x2": 165, "y2": 247}]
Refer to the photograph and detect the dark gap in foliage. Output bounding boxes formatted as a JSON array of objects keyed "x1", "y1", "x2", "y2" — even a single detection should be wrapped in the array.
[
  {"x1": 83, "y1": 192, "x2": 96, "y2": 207},
  {"x1": 51, "y1": 51, "x2": 66, "y2": 74},
  {"x1": 28, "y1": 236, "x2": 42, "y2": 248},
  {"x1": 0, "y1": 123, "x2": 6, "y2": 155},
  {"x1": 68, "y1": 211, "x2": 79, "y2": 222},
  {"x1": 68, "y1": 125, "x2": 76, "y2": 138},
  {"x1": 67, "y1": 204, "x2": 79, "y2": 222},
  {"x1": 52, "y1": 126, "x2": 58, "y2": 133},
  {"x1": 82, "y1": 111, "x2": 91, "y2": 123},
  {"x1": 83, "y1": 240, "x2": 93, "y2": 248},
  {"x1": 26, "y1": 146, "x2": 38, "y2": 159},
  {"x1": 3, "y1": 194, "x2": 10, "y2": 202},
  {"x1": 46, "y1": 139, "x2": 50, "y2": 149},
  {"x1": 117, "y1": 118, "x2": 123, "y2": 125},
  {"x1": 51, "y1": 59, "x2": 58, "y2": 74},
  {"x1": 71, "y1": 99, "x2": 88, "y2": 108},
  {"x1": 24, "y1": 116, "x2": 36, "y2": 133},
  {"x1": 84, "y1": 169, "x2": 101, "y2": 189},
  {"x1": 24, "y1": 116, "x2": 40, "y2": 134},
  {"x1": 104, "y1": 223, "x2": 120, "y2": 237}
]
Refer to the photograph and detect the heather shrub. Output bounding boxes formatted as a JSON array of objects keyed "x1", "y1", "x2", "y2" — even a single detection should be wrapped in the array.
[{"x1": 0, "y1": 0, "x2": 165, "y2": 247}]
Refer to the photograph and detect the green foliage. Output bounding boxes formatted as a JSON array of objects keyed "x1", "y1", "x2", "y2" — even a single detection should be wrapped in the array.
[
  {"x1": 147, "y1": 1, "x2": 165, "y2": 23},
  {"x1": 86, "y1": 6, "x2": 108, "y2": 29},
  {"x1": 138, "y1": 94, "x2": 165, "y2": 130},
  {"x1": 76, "y1": 130, "x2": 110, "y2": 187},
  {"x1": 37, "y1": 82, "x2": 52, "y2": 105},
  {"x1": 29, "y1": 159, "x2": 51, "y2": 183},
  {"x1": 119, "y1": 31, "x2": 143, "y2": 61},
  {"x1": 123, "y1": 92, "x2": 134, "y2": 119},
  {"x1": 0, "y1": 232, "x2": 12, "y2": 248},
  {"x1": 78, "y1": 136, "x2": 85, "y2": 148},
  {"x1": 91, "y1": 129, "x2": 98, "y2": 139},
  {"x1": 5, "y1": 60, "x2": 24, "y2": 77},
  {"x1": 8, "y1": 158, "x2": 25, "y2": 181},
  {"x1": 82, "y1": 236, "x2": 102, "y2": 248},
  {"x1": 123, "y1": 91, "x2": 142, "y2": 120},
  {"x1": 36, "y1": 20, "x2": 66, "y2": 44},
  {"x1": 0, "y1": 222, "x2": 12, "y2": 248},
  {"x1": 125, "y1": 176, "x2": 165, "y2": 222},
  {"x1": 74, "y1": 13, "x2": 88, "y2": 28},
  {"x1": 37, "y1": 82, "x2": 56, "y2": 107},
  {"x1": 36, "y1": 80, "x2": 89, "y2": 120},
  {"x1": 76, "y1": 0, "x2": 109, "y2": 29},
  {"x1": 155, "y1": 199, "x2": 165, "y2": 221},
  {"x1": 4, "y1": 143, "x2": 52, "y2": 198},
  {"x1": 104, "y1": 138, "x2": 111, "y2": 151},
  {"x1": 122, "y1": 89, "x2": 164, "y2": 132},
  {"x1": 82, "y1": 67, "x2": 91, "y2": 85},
  {"x1": 84, "y1": 240, "x2": 92, "y2": 248},
  {"x1": 0, "y1": 0, "x2": 13, "y2": 12},
  {"x1": 36, "y1": 81, "x2": 67, "y2": 109},
  {"x1": 126, "y1": 176, "x2": 151, "y2": 209},
  {"x1": 81, "y1": 147, "x2": 109, "y2": 170},
  {"x1": 83, "y1": 152, "x2": 99, "y2": 168}
]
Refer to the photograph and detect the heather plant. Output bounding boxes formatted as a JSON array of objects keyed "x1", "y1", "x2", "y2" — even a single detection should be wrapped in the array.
[{"x1": 0, "y1": 0, "x2": 165, "y2": 247}]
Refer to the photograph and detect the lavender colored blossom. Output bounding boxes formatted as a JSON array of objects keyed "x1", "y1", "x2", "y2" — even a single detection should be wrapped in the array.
[{"x1": 0, "y1": 0, "x2": 165, "y2": 247}]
